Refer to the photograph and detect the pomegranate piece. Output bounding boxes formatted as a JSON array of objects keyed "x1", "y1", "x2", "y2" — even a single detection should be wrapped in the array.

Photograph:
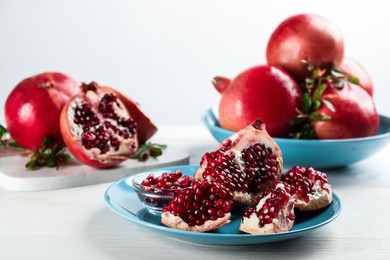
[
  {"x1": 266, "y1": 14, "x2": 344, "y2": 82},
  {"x1": 215, "y1": 65, "x2": 302, "y2": 137},
  {"x1": 312, "y1": 82, "x2": 379, "y2": 139},
  {"x1": 161, "y1": 181, "x2": 234, "y2": 232},
  {"x1": 60, "y1": 82, "x2": 138, "y2": 168},
  {"x1": 5, "y1": 72, "x2": 79, "y2": 150},
  {"x1": 281, "y1": 166, "x2": 332, "y2": 211},
  {"x1": 195, "y1": 119, "x2": 283, "y2": 205},
  {"x1": 101, "y1": 86, "x2": 158, "y2": 144},
  {"x1": 240, "y1": 182, "x2": 296, "y2": 234}
]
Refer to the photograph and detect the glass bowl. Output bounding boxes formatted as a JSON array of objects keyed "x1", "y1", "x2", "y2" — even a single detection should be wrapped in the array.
[
  {"x1": 131, "y1": 170, "x2": 195, "y2": 213},
  {"x1": 201, "y1": 108, "x2": 390, "y2": 169}
]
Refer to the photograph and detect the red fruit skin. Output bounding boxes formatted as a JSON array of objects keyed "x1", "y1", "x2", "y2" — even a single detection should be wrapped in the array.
[
  {"x1": 313, "y1": 83, "x2": 379, "y2": 139},
  {"x1": 5, "y1": 72, "x2": 79, "y2": 150},
  {"x1": 339, "y1": 57, "x2": 374, "y2": 96},
  {"x1": 266, "y1": 14, "x2": 344, "y2": 81},
  {"x1": 100, "y1": 86, "x2": 157, "y2": 144},
  {"x1": 216, "y1": 65, "x2": 302, "y2": 137}
]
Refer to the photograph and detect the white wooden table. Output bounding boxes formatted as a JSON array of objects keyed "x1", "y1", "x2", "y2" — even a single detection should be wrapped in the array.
[{"x1": 1, "y1": 125, "x2": 389, "y2": 260}]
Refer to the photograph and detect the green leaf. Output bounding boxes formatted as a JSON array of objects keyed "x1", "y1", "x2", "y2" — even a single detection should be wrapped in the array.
[
  {"x1": 131, "y1": 143, "x2": 167, "y2": 162},
  {"x1": 24, "y1": 136, "x2": 72, "y2": 171},
  {"x1": 348, "y1": 76, "x2": 360, "y2": 84},
  {"x1": 312, "y1": 84, "x2": 327, "y2": 101},
  {"x1": 302, "y1": 92, "x2": 312, "y2": 114}
]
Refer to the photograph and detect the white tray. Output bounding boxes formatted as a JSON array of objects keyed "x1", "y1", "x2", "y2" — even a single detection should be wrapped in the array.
[{"x1": 0, "y1": 147, "x2": 189, "y2": 191}]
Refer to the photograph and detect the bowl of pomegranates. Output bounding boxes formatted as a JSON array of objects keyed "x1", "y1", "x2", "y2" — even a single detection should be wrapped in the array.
[
  {"x1": 202, "y1": 108, "x2": 390, "y2": 169},
  {"x1": 131, "y1": 170, "x2": 197, "y2": 213}
]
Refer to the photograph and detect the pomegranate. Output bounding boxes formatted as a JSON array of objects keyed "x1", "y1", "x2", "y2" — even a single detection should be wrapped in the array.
[
  {"x1": 195, "y1": 119, "x2": 283, "y2": 205},
  {"x1": 339, "y1": 57, "x2": 374, "y2": 96},
  {"x1": 312, "y1": 82, "x2": 379, "y2": 139},
  {"x1": 215, "y1": 65, "x2": 302, "y2": 137},
  {"x1": 101, "y1": 86, "x2": 157, "y2": 143},
  {"x1": 240, "y1": 182, "x2": 296, "y2": 234},
  {"x1": 161, "y1": 181, "x2": 234, "y2": 232},
  {"x1": 60, "y1": 82, "x2": 138, "y2": 168},
  {"x1": 266, "y1": 14, "x2": 344, "y2": 81},
  {"x1": 5, "y1": 72, "x2": 79, "y2": 150},
  {"x1": 281, "y1": 166, "x2": 332, "y2": 211}
]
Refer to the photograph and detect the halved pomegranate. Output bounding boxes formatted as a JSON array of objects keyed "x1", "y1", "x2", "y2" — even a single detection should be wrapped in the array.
[
  {"x1": 195, "y1": 119, "x2": 283, "y2": 205},
  {"x1": 60, "y1": 82, "x2": 138, "y2": 168},
  {"x1": 281, "y1": 166, "x2": 332, "y2": 211},
  {"x1": 5, "y1": 72, "x2": 79, "y2": 150},
  {"x1": 240, "y1": 182, "x2": 296, "y2": 234},
  {"x1": 161, "y1": 181, "x2": 234, "y2": 232},
  {"x1": 100, "y1": 86, "x2": 157, "y2": 144}
]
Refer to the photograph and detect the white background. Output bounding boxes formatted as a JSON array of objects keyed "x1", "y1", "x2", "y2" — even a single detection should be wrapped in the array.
[{"x1": 1, "y1": 0, "x2": 390, "y2": 126}]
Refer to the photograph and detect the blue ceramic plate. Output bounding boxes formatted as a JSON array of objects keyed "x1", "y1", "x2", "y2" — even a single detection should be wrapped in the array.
[
  {"x1": 202, "y1": 108, "x2": 390, "y2": 169},
  {"x1": 104, "y1": 165, "x2": 342, "y2": 245}
]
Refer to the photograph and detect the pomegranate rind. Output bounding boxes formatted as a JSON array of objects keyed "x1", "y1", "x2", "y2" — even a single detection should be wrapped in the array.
[
  {"x1": 239, "y1": 183, "x2": 296, "y2": 234},
  {"x1": 60, "y1": 84, "x2": 138, "y2": 168},
  {"x1": 161, "y1": 211, "x2": 231, "y2": 232},
  {"x1": 101, "y1": 86, "x2": 157, "y2": 144},
  {"x1": 195, "y1": 119, "x2": 283, "y2": 204}
]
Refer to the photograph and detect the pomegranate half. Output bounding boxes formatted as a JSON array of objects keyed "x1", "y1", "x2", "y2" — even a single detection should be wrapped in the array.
[{"x1": 60, "y1": 82, "x2": 139, "y2": 168}]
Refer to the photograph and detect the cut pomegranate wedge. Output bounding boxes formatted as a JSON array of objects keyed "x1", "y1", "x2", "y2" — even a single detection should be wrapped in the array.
[
  {"x1": 161, "y1": 181, "x2": 234, "y2": 232},
  {"x1": 281, "y1": 166, "x2": 332, "y2": 211},
  {"x1": 240, "y1": 182, "x2": 296, "y2": 234},
  {"x1": 195, "y1": 119, "x2": 283, "y2": 205}
]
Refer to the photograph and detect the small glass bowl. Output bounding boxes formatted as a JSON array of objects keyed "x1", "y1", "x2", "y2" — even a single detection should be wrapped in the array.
[{"x1": 131, "y1": 171, "x2": 194, "y2": 213}]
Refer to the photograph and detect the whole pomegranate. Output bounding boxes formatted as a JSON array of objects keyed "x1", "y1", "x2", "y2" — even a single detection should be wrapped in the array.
[
  {"x1": 5, "y1": 72, "x2": 79, "y2": 150},
  {"x1": 60, "y1": 82, "x2": 139, "y2": 168},
  {"x1": 195, "y1": 119, "x2": 283, "y2": 205},
  {"x1": 312, "y1": 82, "x2": 379, "y2": 139},
  {"x1": 216, "y1": 65, "x2": 302, "y2": 137},
  {"x1": 339, "y1": 57, "x2": 374, "y2": 96},
  {"x1": 266, "y1": 14, "x2": 344, "y2": 81}
]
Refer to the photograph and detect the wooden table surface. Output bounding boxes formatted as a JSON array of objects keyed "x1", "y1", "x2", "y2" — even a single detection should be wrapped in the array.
[{"x1": 1, "y1": 125, "x2": 389, "y2": 260}]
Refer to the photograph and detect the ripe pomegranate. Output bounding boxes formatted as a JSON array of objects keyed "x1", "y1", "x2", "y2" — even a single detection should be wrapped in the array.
[
  {"x1": 339, "y1": 57, "x2": 374, "y2": 96},
  {"x1": 5, "y1": 72, "x2": 79, "y2": 150},
  {"x1": 215, "y1": 65, "x2": 302, "y2": 137},
  {"x1": 161, "y1": 181, "x2": 234, "y2": 232},
  {"x1": 266, "y1": 14, "x2": 344, "y2": 81},
  {"x1": 312, "y1": 82, "x2": 379, "y2": 139},
  {"x1": 195, "y1": 119, "x2": 283, "y2": 205},
  {"x1": 60, "y1": 82, "x2": 138, "y2": 168},
  {"x1": 240, "y1": 182, "x2": 296, "y2": 234},
  {"x1": 101, "y1": 86, "x2": 157, "y2": 143},
  {"x1": 281, "y1": 166, "x2": 332, "y2": 211}
]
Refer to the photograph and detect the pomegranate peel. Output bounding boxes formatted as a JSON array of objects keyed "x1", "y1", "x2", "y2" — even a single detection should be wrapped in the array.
[{"x1": 195, "y1": 119, "x2": 283, "y2": 205}]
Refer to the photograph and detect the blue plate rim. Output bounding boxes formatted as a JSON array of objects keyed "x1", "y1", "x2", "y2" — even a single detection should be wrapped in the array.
[
  {"x1": 104, "y1": 165, "x2": 342, "y2": 243},
  {"x1": 202, "y1": 108, "x2": 390, "y2": 143}
]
